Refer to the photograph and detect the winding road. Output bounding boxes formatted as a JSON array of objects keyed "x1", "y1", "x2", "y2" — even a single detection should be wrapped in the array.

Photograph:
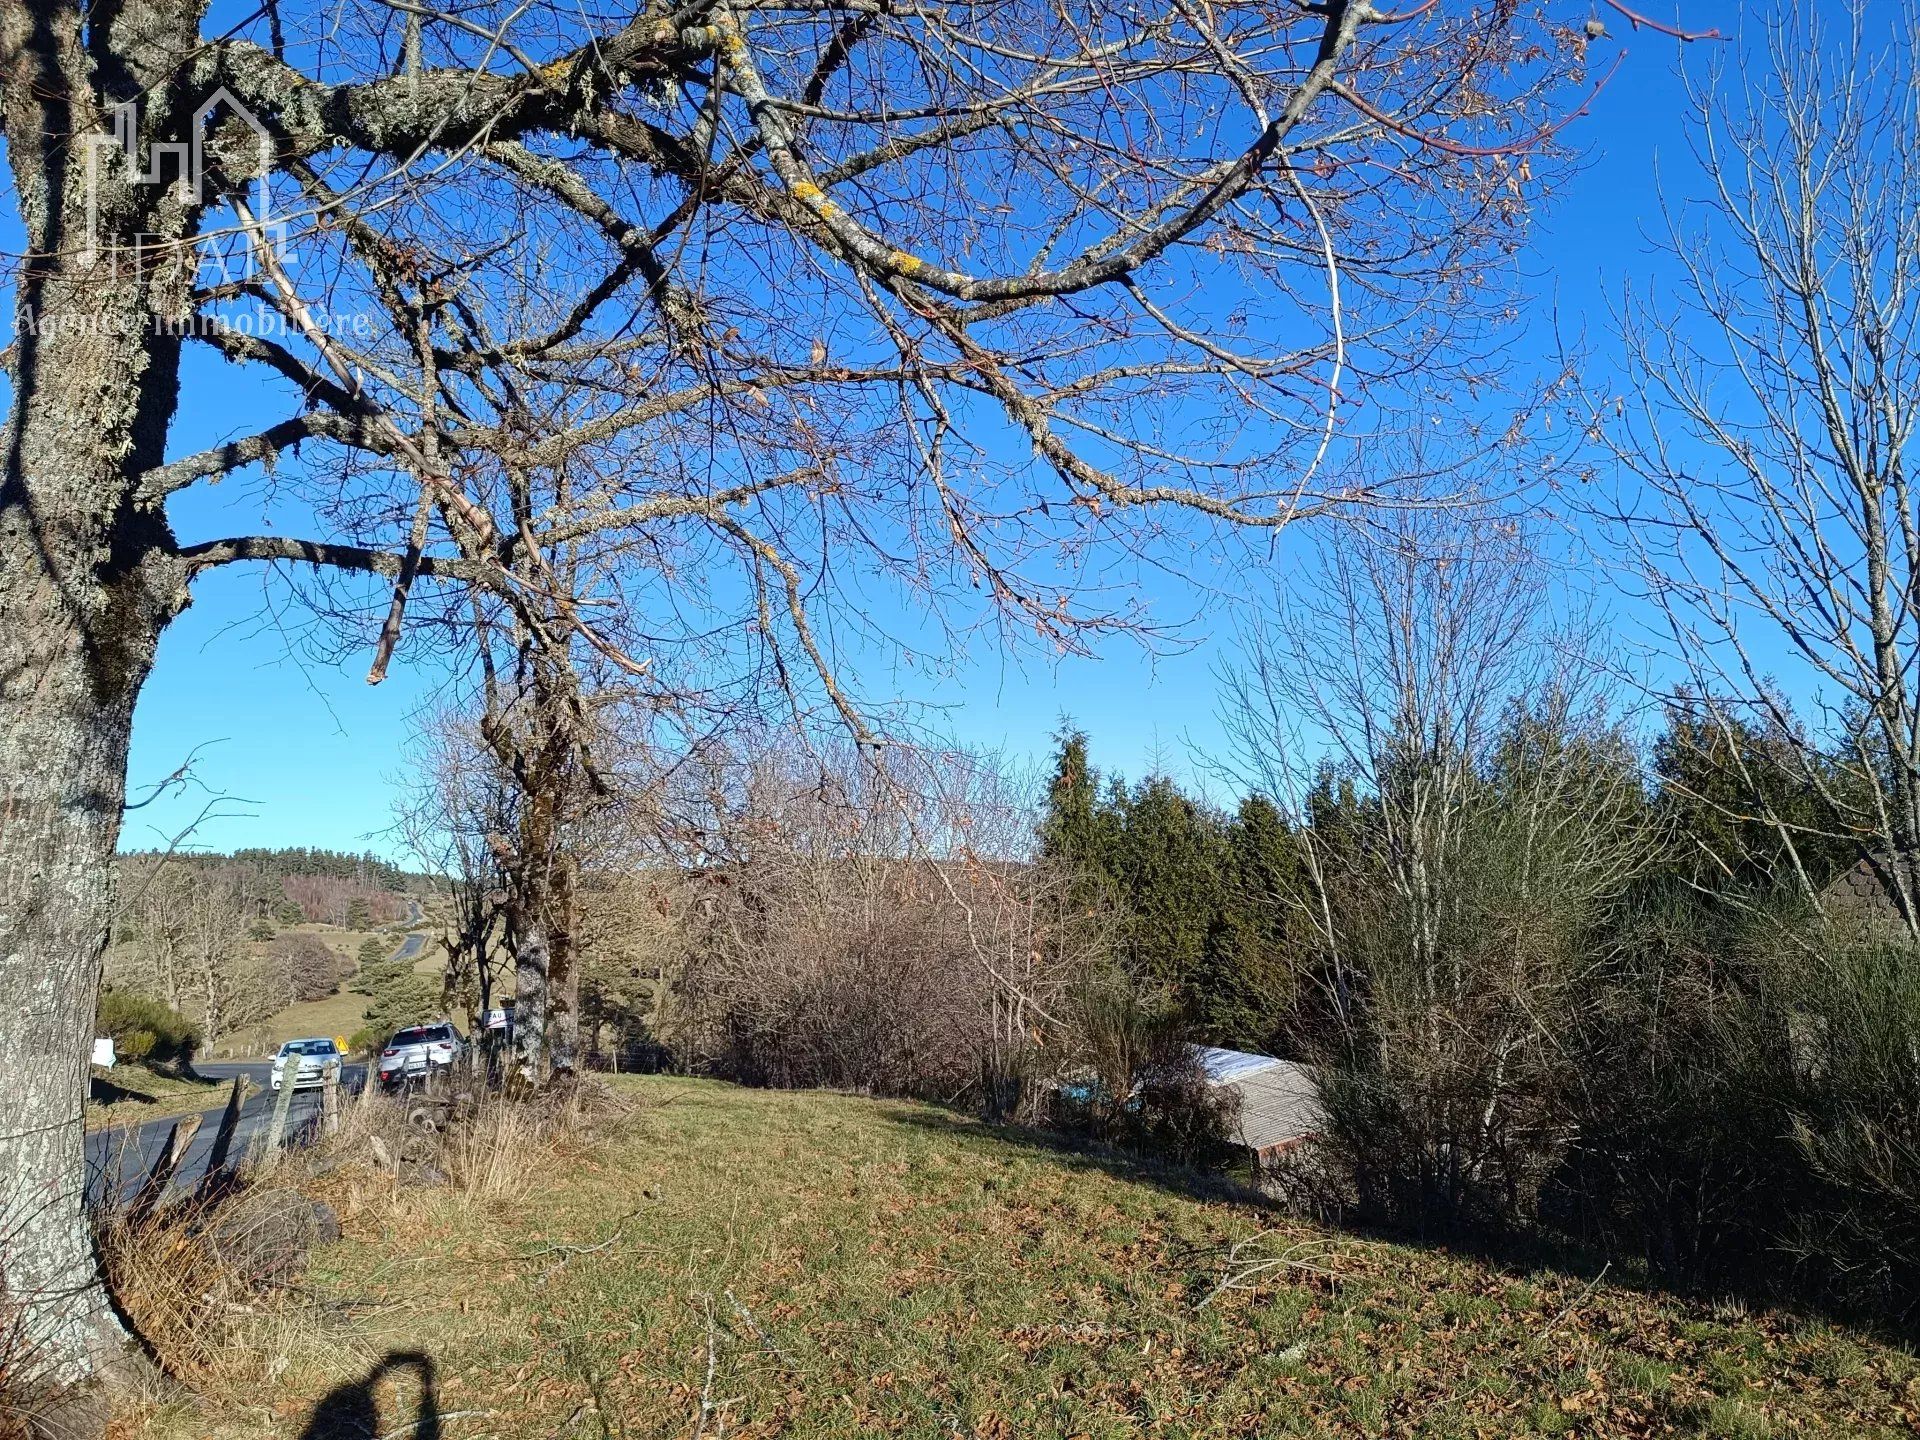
[{"x1": 85, "y1": 902, "x2": 428, "y2": 1202}]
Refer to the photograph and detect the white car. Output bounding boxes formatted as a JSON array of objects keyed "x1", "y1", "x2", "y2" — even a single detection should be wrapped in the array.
[{"x1": 271, "y1": 1037, "x2": 343, "y2": 1092}]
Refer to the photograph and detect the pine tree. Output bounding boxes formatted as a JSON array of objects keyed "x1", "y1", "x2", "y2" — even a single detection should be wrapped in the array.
[
  {"x1": 1109, "y1": 774, "x2": 1227, "y2": 1005},
  {"x1": 1197, "y1": 794, "x2": 1305, "y2": 1051},
  {"x1": 1038, "y1": 725, "x2": 1120, "y2": 886}
]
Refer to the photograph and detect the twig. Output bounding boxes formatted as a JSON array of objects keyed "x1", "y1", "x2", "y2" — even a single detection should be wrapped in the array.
[
  {"x1": 1196, "y1": 1233, "x2": 1345, "y2": 1310},
  {"x1": 1531, "y1": 1263, "x2": 1611, "y2": 1351},
  {"x1": 725, "y1": 1288, "x2": 800, "y2": 1373},
  {"x1": 692, "y1": 1294, "x2": 721, "y2": 1440},
  {"x1": 512, "y1": 1206, "x2": 644, "y2": 1264}
]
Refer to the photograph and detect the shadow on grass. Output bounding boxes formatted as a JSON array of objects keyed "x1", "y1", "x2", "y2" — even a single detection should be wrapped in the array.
[
  {"x1": 878, "y1": 1103, "x2": 1273, "y2": 1209},
  {"x1": 299, "y1": 1350, "x2": 439, "y2": 1440},
  {"x1": 88, "y1": 1071, "x2": 154, "y2": 1107},
  {"x1": 88, "y1": 1061, "x2": 214, "y2": 1107},
  {"x1": 878, "y1": 1102, "x2": 1920, "y2": 1349}
]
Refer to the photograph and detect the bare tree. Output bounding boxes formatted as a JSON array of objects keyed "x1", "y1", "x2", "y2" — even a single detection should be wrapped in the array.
[
  {"x1": 0, "y1": 0, "x2": 1707, "y2": 1400},
  {"x1": 666, "y1": 732, "x2": 1088, "y2": 1104},
  {"x1": 1595, "y1": 0, "x2": 1920, "y2": 930},
  {"x1": 178, "y1": 868, "x2": 254, "y2": 1045},
  {"x1": 106, "y1": 859, "x2": 257, "y2": 1044},
  {"x1": 1218, "y1": 504, "x2": 1652, "y2": 1227},
  {"x1": 394, "y1": 711, "x2": 513, "y2": 1031}
]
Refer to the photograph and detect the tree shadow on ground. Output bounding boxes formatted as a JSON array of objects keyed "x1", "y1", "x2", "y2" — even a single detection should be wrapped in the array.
[
  {"x1": 879, "y1": 1104, "x2": 1920, "y2": 1350},
  {"x1": 88, "y1": 1072, "x2": 149, "y2": 1107},
  {"x1": 299, "y1": 1350, "x2": 439, "y2": 1440},
  {"x1": 878, "y1": 1103, "x2": 1273, "y2": 1210},
  {"x1": 87, "y1": 1061, "x2": 214, "y2": 1107}
]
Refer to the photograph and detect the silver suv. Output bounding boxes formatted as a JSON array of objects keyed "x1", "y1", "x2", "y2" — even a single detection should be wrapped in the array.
[{"x1": 377, "y1": 1022, "x2": 462, "y2": 1088}]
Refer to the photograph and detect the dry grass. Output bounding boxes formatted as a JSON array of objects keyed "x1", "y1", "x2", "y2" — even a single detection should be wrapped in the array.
[
  {"x1": 97, "y1": 1078, "x2": 619, "y2": 1436},
  {"x1": 114, "y1": 1076, "x2": 1920, "y2": 1440},
  {"x1": 85, "y1": 1066, "x2": 227, "y2": 1133},
  {"x1": 96, "y1": 1199, "x2": 255, "y2": 1388},
  {"x1": 295, "y1": 1070, "x2": 625, "y2": 1211}
]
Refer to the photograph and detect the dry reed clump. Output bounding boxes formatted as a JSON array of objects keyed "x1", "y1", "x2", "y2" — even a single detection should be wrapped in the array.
[
  {"x1": 314, "y1": 1070, "x2": 629, "y2": 1212},
  {"x1": 93, "y1": 1190, "x2": 329, "y2": 1403}
]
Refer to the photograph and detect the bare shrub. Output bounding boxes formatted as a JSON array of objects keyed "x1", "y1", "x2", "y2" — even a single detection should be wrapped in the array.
[
  {"x1": 265, "y1": 933, "x2": 348, "y2": 1006},
  {"x1": 668, "y1": 739, "x2": 1086, "y2": 1108}
]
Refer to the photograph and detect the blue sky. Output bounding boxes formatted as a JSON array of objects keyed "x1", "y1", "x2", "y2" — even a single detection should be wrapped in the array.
[{"x1": 115, "y1": 7, "x2": 1729, "y2": 858}]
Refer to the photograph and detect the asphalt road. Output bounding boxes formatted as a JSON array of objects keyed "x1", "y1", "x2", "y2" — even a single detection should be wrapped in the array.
[
  {"x1": 85, "y1": 1063, "x2": 368, "y2": 1204},
  {"x1": 86, "y1": 905, "x2": 429, "y2": 1202},
  {"x1": 393, "y1": 899, "x2": 426, "y2": 961}
]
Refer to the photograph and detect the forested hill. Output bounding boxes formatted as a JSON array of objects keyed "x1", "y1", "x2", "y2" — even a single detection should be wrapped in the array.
[{"x1": 116, "y1": 846, "x2": 428, "y2": 892}]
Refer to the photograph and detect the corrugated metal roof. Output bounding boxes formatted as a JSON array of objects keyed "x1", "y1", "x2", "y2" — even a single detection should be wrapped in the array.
[
  {"x1": 1192, "y1": 1046, "x2": 1324, "y2": 1157},
  {"x1": 1193, "y1": 1045, "x2": 1284, "y2": 1084}
]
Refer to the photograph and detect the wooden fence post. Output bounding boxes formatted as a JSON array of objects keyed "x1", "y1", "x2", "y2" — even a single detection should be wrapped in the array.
[
  {"x1": 130, "y1": 1110, "x2": 203, "y2": 1219},
  {"x1": 322, "y1": 1061, "x2": 341, "y2": 1135},
  {"x1": 263, "y1": 1065, "x2": 300, "y2": 1156},
  {"x1": 202, "y1": 1075, "x2": 246, "y2": 1175}
]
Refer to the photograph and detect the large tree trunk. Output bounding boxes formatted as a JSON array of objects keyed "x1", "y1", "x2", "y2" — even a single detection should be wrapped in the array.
[
  {"x1": 511, "y1": 918, "x2": 551, "y2": 1082},
  {"x1": 0, "y1": 623, "x2": 157, "y2": 1396},
  {"x1": 547, "y1": 852, "x2": 580, "y2": 1074},
  {"x1": 0, "y1": 1, "x2": 191, "y2": 1404},
  {"x1": 0, "y1": 409, "x2": 179, "y2": 1410}
]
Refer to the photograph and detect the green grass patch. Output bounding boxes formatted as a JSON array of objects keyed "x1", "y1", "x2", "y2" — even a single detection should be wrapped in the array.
[
  {"x1": 84, "y1": 1064, "x2": 224, "y2": 1131},
  {"x1": 138, "y1": 1077, "x2": 1920, "y2": 1439}
]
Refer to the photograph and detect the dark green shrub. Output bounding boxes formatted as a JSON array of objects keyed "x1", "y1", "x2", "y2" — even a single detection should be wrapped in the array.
[
  {"x1": 1558, "y1": 894, "x2": 1920, "y2": 1316},
  {"x1": 1775, "y1": 940, "x2": 1920, "y2": 1312},
  {"x1": 96, "y1": 989, "x2": 200, "y2": 1071},
  {"x1": 364, "y1": 974, "x2": 444, "y2": 1042}
]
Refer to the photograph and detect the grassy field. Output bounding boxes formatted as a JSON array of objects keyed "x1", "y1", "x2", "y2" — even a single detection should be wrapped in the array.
[
  {"x1": 84, "y1": 1065, "x2": 228, "y2": 1132},
  {"x1": 200, "y1": 922, "x2": 440, "y2": 1058},
  {"x1": 127, "y1": 1077, "x2": 1920, "y2": 1440},
  {"x1": 238, "y1": 988, "x2": 372, "y2": 1053}
]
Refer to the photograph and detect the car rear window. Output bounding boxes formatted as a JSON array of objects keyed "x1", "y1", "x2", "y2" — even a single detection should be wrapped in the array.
[{"x1": 391, "y1": 1026, "x2": 449, "y2": 1045}]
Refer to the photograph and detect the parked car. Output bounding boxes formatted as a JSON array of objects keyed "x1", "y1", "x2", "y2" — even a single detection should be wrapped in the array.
[
  {"x1": 271, "y1": 1036, "x2": 343, "y2": 1092},
  {"x1": 378, "y1": 1022, "x2": 463, "y2": 1088}
]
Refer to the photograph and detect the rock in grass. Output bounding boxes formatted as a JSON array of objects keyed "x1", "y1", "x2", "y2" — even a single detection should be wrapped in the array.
[{"x1": 207, "y1": 1188, "x2": 341, "y2": 1285}]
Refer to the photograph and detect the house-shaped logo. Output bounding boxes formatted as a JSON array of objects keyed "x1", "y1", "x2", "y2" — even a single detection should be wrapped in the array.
[{"x1": 81, "y1": 88, "x2": 277, "y2": 265}]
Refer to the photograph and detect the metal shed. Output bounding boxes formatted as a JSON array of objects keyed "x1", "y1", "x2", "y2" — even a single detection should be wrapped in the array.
[{"x1": 1193, "y1": 1046, "x2": 1324, "y2": 1162}]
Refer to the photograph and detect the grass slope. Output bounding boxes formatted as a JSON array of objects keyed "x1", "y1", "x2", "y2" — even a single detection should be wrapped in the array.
[
  {"x1": 201, "y1": 923, "x2": 439, "y2": 1058},
  {"x1": 84, "y1": 1065, "x2": 224, "y2": 1132},
  {"x1": 143, "y1": 1077, "x2": 1919, "y2": 1439}
]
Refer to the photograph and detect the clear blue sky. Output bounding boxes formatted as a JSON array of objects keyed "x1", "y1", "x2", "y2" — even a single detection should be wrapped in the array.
[{"x1": 117, "y1": 7, "x2": 1731, "y2": 858}]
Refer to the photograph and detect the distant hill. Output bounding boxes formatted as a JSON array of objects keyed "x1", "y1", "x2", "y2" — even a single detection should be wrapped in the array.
[{"x1": 119, "y1": 845, "x2": 429, "y2": 890}]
